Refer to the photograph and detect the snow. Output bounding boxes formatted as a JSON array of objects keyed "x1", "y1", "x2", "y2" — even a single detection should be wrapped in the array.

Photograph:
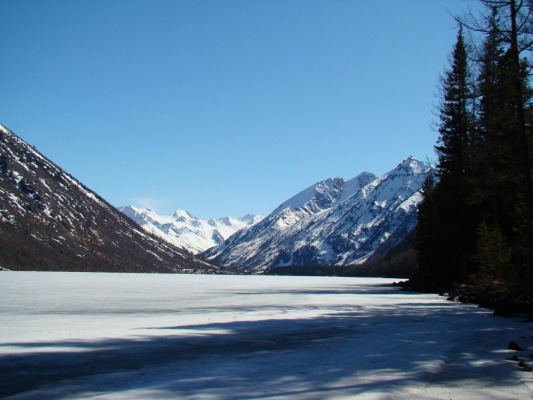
[
  {"x1": 0, "y1": 122, "x2": 10, "y2": 134},
  {"x1": 399, "y1": 192, "x2": 423, "y2": 212},
  {"x1": 407, "y1": 156, "x2": 428, "y2": 174},
  {"x1": 272, "y1": 178, "x2": 344, "y2": 215},
  {"x1": 272, "y1": 183, "x2": 325, "y2": 214},
  {"x1": 1, "y1": 273, "x2": 533, "y2": 399},
  {"x1": 206, "y1": 158, "x2": 434, "y2": 269},
  {"x1": 335, "y1": 172, "x2": 376, "y2": 204},
  {"x1": 119, "y1": 206, "x2": 262, "y2": 254},
  {"x1": 7, "y1": 192, "x2": 26, "y2": 214},
  {"x1": 42, "y1": 204, "x2": 52, "y2": 218}
]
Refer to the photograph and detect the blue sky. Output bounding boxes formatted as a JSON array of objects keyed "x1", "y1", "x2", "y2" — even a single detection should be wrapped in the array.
[{"x1": 2, "y1": 0, "x2": 479, "y2": 219}]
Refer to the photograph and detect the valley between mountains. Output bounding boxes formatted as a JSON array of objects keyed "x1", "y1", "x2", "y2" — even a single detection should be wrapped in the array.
[{"x1": 0, "y1": 122, "x2": 432, "y2": 273}]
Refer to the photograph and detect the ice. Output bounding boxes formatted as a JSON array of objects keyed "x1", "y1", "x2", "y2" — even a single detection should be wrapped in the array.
[{"x1": 1, "y1": 272, "x2": 532, "y2": 399}]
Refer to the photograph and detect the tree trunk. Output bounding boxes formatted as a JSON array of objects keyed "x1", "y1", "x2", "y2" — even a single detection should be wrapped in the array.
[{"x1": 510, "y1": 0, "x2": 533, "y2": 293}]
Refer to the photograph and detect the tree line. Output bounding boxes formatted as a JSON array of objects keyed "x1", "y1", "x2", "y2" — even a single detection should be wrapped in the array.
[{"x1": 413, "y1": 0, "x2": 533, "y2": 299}]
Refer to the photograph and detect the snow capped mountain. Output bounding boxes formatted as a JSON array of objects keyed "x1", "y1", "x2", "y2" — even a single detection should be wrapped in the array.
[
  {"x1": 119, "y1": 205, "x2": 263, "y2": 254},
  {"x1": 0, "y1": 123, "x2": 215, "y2": 273},
  {"x1": 0, "y1": 121, "x2": 432, "y2": 274},
  {"x1": 202, "y1": 157, "x2": 433, "y2": 271}
]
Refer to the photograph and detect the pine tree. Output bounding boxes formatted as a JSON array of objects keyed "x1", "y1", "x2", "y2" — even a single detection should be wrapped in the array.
[
  {"x1": 414, "y1": 0, "x2": 533, "y2": 295},
  {"x1": 471, "y1": 7, "x2": 518, "y2": 281},
  {"x1": 436, "y1": 26, "x2": 477, "y2": 282},
  {"x1": 435, "y1": 26, "x2": 473, "y2": 179},
  {"x1": 473, "y1": 220, "x2": 511, "y2": 289},
  {"x1": 472, "y1": 1, "x2": 533, "y2": 291},
  {"x1": 415, "y1": 174, "x2": 445, "y2": 287},
  {"x1": 416, "y1": 28, "x2": 477, "y2": 288}
]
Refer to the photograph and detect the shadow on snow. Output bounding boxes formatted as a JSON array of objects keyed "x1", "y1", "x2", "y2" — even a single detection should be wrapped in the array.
[{"x1": 0, "y1": 290, "x2": 527, "y2": 399}]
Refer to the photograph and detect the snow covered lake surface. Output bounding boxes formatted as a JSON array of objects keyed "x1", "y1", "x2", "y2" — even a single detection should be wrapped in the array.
[{"x1": 1, "y1": 272, "x2": 533, "y2": 399}]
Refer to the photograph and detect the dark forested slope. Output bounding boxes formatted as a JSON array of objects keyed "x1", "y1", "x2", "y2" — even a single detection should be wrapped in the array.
[{"x1": 0, "y1": 124, "x2": 216, "y2": 273}]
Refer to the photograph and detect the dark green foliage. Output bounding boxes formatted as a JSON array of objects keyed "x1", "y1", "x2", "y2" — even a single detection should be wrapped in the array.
[
  {"x1": 265, "y1": 229, "x2": 419, "y2": 278},
  {"x1": 435, "y1": 27, "x2": 473, "y2": 179},
  {"x1": 414, "y1": 0, "x2": 533, "y2": 297},
  {"x1": 472, "y1": 220, "x2": 512, "y2": 286},
  {"x1": 416, "y1": 28, "x2": 479, "y2": 288},
  {"x1": 357, "y1": 229, "x2": 418, "y2": 278}
]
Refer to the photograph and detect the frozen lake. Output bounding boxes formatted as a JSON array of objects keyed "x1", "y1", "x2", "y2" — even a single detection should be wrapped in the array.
[{"x1": 1, "y1": 272, "x2": 533, "y2": 399}]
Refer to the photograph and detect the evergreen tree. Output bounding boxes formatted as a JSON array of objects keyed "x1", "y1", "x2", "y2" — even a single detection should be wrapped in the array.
[
  {"x1": 508, "y1": 0, "x2": 533, "y2": 291},
  {"x1": 471, "y1": 7, "x2": 519, "y2": 284},
  {"x1": 473, "y1": 220, "x2": 512, "y2": 288},
  {"x1": 435, "y1": 26, "x2": 473, "y2": 179},
  {"x1": 414, "y1": 0, "x2": 533, "y2": 296},
  {"x1": 474, "y1": 1, "x2": 533, "y2": 290},
  {"x1": 415, "y1": 174, "x2": 445, "y2": 287},
  {"x1": 416, "y1": 28, "x2": 477, "y2": 287}
]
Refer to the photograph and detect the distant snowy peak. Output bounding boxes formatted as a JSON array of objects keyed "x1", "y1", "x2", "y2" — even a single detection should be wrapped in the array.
[
  {"x1": 119, "y1": 205, "x2": 263, "y2": 254},
  {"x1": 234, "y1": 214, "x2": 264, "y2": 225},
  {"x1": 172, "y1": 209, "x2": 198, "y2": 223}
]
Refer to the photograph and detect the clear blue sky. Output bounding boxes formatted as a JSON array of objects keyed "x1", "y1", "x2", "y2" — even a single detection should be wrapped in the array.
[{"x1": 1, "y1": 0, "x2": 479, "y2": 219}]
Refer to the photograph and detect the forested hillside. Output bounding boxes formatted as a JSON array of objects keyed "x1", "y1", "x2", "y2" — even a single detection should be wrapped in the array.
[
  {"x1": 0, "y1": 124, "x2": 216, "y2": 273},
  {"x1": 411, "y1": 0, "x2": 533, "y2": 304}
]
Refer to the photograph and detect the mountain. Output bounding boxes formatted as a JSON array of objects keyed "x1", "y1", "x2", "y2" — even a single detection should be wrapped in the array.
[
  {"x1": 118, "y1": 205, "x2": 263, "y2": 254},
  {"x1": 202, "y1": 157, "x2": 433, "y2": 271},
  {"x1": 0, "y1": 123, "x2": 215, "y2": 273}
]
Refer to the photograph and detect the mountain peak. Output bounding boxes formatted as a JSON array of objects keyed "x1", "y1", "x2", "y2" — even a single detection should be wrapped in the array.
[
  {"x1": 119, "y1": 206, "x2": 263, "y2": 254},
  {"x1": 203, "y1": 158, "x2": 433, "y2": 270},
  {"x1": 398, "y1": 156, "x2": 429, "y2": 174},
  {"x1": 172, "y1": 209, "x2": 198, "y2": 222},
  {"x1": 272, "y1": 177, "x2": 345, "y2": 215}
]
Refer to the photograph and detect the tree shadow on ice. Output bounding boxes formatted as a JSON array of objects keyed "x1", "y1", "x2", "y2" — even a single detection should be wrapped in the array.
[
  {"x1": 0, "y1": 301, "x2": 529, "y2": 399},
  {"x1": 219, "y1": 281, "x2": 414, "y2": 297}
]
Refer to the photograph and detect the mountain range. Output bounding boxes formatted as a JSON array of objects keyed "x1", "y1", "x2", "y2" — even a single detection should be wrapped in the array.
[
  {"x1": 119, "y1": 156, "x2": 433, "y2": 272},
  {"x1": 202, "y1": 157, "x2": 432, "y2": 271},
  {"x1": 1, "y1": 122, "x2": 431, "y2": 274},
  {"x1": 0, "y1": 123, "x2": 215, "y2": 273},
  {"x1": 118, "y1": 206, "x2": 262, "y2": 254}
]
